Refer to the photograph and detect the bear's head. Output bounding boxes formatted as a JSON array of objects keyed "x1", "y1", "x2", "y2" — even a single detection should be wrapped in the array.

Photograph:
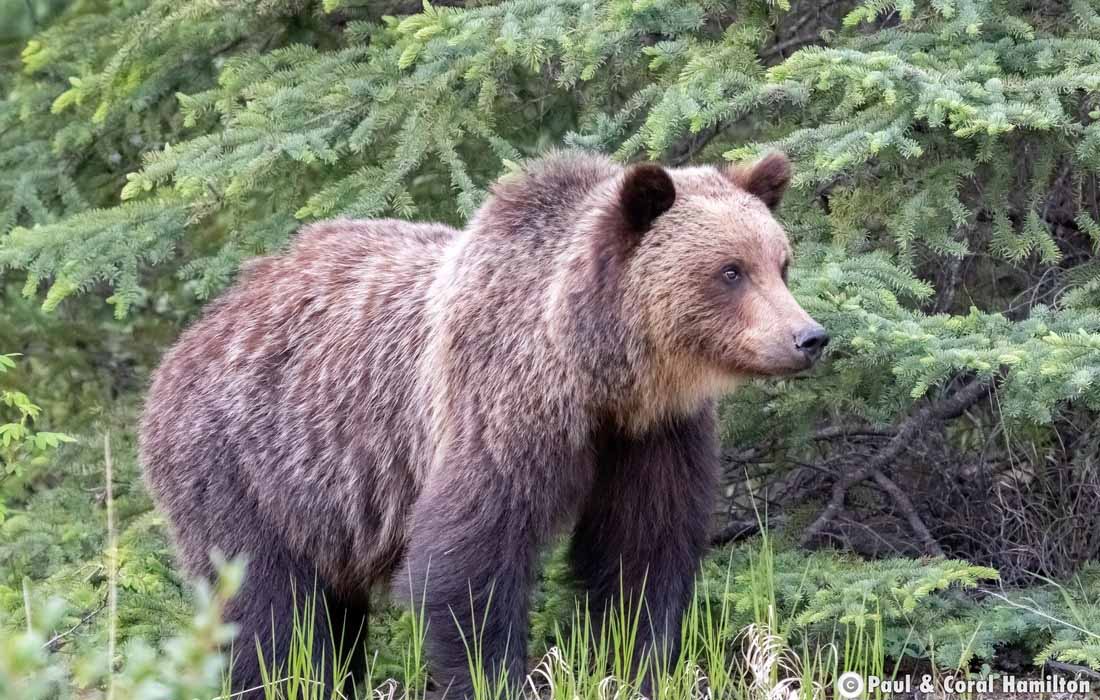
[{"x1": 615, "y1": 154, "x2": 827, "y2": 381}]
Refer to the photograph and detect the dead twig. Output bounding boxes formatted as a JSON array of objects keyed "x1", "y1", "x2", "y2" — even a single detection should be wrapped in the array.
[
  {"x1": 105, "y1": 432, "x2": 118, "y2": 700},
  {"x1": 1044, "y1": 660, "x2": 1100, "y2": 682},
  {"x1": 710, "y1": 518, "x2": 764, "y2": 547},
  {"x1": 871, "y1": 471, "x2": 945, "y2": 556},
  {"x1": 42, "y1": 597, "x2": 109, "y2": 651}
]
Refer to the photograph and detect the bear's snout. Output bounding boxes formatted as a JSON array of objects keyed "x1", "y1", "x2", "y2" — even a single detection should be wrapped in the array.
[{"x1": 794, "y1": 324, "x2": 829, "y2": 365}]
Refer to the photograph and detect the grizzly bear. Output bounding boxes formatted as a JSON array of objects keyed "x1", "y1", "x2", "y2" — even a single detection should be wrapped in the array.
[{"x1": 140, "y1": 150, "x2": 827, "y2": 698}]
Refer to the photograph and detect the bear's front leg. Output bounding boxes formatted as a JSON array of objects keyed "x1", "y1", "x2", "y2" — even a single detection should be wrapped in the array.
[
  {"x1": 571, "y1": 406, "x2": 719, "y2": 695},
  {"x1": 398, "y1": 438, "x2": 592, "y2": 699}
]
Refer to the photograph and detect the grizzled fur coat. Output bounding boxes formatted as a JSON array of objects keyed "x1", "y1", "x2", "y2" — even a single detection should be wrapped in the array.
[{"x1": 141, "y1": 149, "x2": 824, "y2": 698}]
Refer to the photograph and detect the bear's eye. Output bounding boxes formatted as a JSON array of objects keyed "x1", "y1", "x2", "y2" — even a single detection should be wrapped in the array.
[
  {"x1": 722, "y1": 265, "x2": 742, "y2": 284},
  {"x1": 781, "y1": 260, "x2": 790, "y2": 284}
]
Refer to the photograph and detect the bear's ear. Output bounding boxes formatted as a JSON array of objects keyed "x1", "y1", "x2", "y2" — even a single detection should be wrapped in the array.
[
  {"x1": 619, "y1": 163, "x2": 676, "y2": 235},
  {"x1": 727, "y1": 153, "x2": 791, "y2": 210}
]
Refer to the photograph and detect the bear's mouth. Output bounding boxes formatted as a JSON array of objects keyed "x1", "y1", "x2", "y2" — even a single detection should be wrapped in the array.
[
  {"x1": 756, "y1": 360, "x2": 815, "y2": 377},
  {"x1": 719, "y1": 349, "x2": 819, "y2": 379}
]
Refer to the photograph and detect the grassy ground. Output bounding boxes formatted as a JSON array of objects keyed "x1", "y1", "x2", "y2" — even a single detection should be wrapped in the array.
[
  {"x1": 202, "y1": 529, "x2": 1100, "y2": 700},
  {"x1": 5, "y1": 482, "x2": 1100, "y2": 699},
  {"x1": 216, "y1": 532, "x2": 873, "y2": 700}
]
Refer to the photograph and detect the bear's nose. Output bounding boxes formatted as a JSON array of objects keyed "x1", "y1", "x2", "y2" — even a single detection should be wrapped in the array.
[{"x1": 794, "y1": 325, "x2": 829, "y2": 363}]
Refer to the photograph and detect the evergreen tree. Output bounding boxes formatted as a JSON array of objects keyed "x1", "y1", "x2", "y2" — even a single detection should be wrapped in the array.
[
  {"x1": 5, "y1": 0, "x2": 1100, "y2": 551},
  {"x1": 4, "y1": 0, "x2": 1100, "y2": 689}
]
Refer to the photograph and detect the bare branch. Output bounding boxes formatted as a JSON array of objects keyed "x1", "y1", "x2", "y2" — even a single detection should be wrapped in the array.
[{"x1": 800, "y1": 377, "x2": 995, "y2": 548}]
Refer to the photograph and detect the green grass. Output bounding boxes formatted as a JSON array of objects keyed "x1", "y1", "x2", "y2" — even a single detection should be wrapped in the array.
[
  {"x1": 10, "y1": 530, "x2": 1100, "y2": 700},
  {"x1": 213, "y1": 529, "x2": 1100, "y2": 700}
]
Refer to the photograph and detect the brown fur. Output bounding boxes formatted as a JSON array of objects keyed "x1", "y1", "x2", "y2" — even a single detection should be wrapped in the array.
[{"x1": 140, "y1": 150, "x2": 824, "y2": 698}]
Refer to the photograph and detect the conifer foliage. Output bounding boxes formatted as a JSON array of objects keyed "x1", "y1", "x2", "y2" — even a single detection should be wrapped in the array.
[
  {"x1": 3, "y1": 0, "x2": 1098, "y2": 402},
  {"x1": 4, "y1": 0, "x2": 1100, "y2": 556}
]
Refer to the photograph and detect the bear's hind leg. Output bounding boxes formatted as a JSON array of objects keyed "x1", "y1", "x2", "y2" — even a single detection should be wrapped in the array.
[
  {"x1": 324, "y1": 594, "x2": 372, "y2": 693},
  {"x1": 222, "y1": 540, "x2": 365, "y2": 699}
]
